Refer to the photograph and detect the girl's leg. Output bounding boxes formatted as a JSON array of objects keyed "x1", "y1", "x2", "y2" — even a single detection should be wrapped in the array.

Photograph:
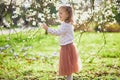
[{"x1": 67, "y1": 74, "x2": 73, "y2": 80}]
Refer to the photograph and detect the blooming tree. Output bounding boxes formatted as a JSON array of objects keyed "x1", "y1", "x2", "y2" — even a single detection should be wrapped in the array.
[
  {"x1": 0, "y1": 0, "x2": 119, "y2": 31},
  {"x1": 0, "y1": 0, "x2": 58, "y2": 28},
  {"x1": 64, "y1": 0, "x2": 120, "y2": 32}
]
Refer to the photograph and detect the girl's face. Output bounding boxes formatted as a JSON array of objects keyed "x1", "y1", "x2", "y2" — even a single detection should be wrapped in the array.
[{"x1": 58, "y1": 8, "x2": 68, "y2": 22}]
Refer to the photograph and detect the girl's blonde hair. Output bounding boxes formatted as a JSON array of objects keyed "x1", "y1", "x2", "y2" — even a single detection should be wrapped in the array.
[{"x1": 59, "y1": 6, "x2": 73, "y2": 24}]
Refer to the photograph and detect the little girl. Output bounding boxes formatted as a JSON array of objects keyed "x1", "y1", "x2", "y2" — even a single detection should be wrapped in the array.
[{"x1": 42, "y1": 5, "x2": 82, "y2": 80}]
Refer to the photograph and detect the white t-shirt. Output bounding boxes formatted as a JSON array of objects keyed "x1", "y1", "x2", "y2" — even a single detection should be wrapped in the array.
[{"x1": 47, "y1": 22, "x2": 74, "y2": 45}]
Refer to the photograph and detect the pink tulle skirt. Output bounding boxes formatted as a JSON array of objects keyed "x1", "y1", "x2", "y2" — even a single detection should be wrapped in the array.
[{"x1": 59, "y1": 43, "x2": 82, "y2": 76}]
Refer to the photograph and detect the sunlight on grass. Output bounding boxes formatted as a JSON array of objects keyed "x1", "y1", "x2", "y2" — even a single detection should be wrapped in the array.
[{"x1": 0, "y1": 29, "x2": 120, "y2": 79}]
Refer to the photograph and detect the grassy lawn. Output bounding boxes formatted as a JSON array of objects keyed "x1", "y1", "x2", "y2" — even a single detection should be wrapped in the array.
[{"x1": 0, "y1": 28, "x2": 120, "y2": 80}]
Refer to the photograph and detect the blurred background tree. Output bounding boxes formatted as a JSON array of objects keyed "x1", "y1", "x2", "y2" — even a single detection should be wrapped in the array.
[
  {"x1": 0, "y1": 0, "x2": 120, "y2": 32},
  {"x1": 0, "y1": 0, "x2": 58, "y2": 28},
  {"x1": 66, "y1": 0, "x2": 120, "y2": 32}
]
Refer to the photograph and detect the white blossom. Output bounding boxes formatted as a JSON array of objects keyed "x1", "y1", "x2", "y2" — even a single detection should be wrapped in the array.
[
  {"x1": 52, "y1": 13, "x2": 56, "y2": 18},
  {"x1": 22, "y1": 0, "x2": 31, "y2": 8},
  {"x1": 32, "y1": 21, "x2": 36, "y2": 26},
  {"x1": 12, "y1": 15, "x2": 18, "y2": 19},
  {"x1": 38, "y1": 13, "x2": 44, "y2": 18},
  {"x1": 32, "y1": 11, "x2": 37, "y2": 16},
  {"x1": 41, "y1": 17, "x2": 45, "y2": 22}
]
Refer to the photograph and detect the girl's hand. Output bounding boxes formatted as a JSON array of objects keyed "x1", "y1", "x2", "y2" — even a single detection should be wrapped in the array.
[{"x1": 42, "y1": 23, "x2": 48, "y2": 30}]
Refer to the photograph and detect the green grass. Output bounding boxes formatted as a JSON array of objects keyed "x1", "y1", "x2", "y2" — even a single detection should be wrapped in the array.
[{"x1": 0, "y1": 28, "x2": 120, "y2": 80}]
